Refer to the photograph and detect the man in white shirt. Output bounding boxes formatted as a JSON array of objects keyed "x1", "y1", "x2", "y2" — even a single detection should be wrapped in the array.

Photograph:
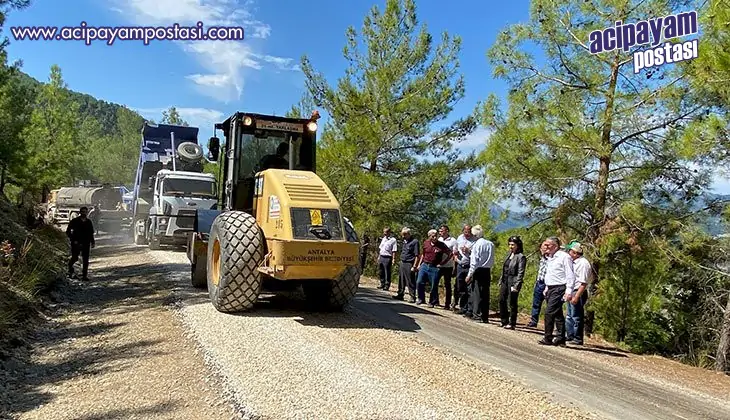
[
  {"x1": 454, "y1": 224, "x2": 476, "y2": 313},
  {"x1": 465, "y1": 225, "x2": 495, "y2": 323},
  {"x1": 566, "y1": 241, "x2": 591, "y2": 345},
  {"x1": 437, "y1": 225, "x2": 458, "y2": 309},
  {"x1": 538, "y1": 236, "x2": 576, "y2": 346},
  {"x1": 377, "y1": 227, "x2": 398, "y2": 291}
]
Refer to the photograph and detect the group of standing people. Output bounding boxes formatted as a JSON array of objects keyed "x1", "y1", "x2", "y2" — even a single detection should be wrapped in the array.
[{"x1": 370, "y1": 225, "x2": 593, "y2": 346}]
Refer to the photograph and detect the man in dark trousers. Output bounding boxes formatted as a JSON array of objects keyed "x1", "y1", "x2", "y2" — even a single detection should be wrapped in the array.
[
  {"x1": 66, "y1": 206, "x2": 96, "y2": 281},
  {"x1": 393, "y1": 227, "x2": 419, "y2": 303},
  {"x1": 538, "y1": 236, "x2": 576, "y2": 346},
  {"x1": 377, "y1": 227, "x2": 398, "y2": 290},
  {"x1": 464, "y1": 225, "x2": 495, "y2": 323}
]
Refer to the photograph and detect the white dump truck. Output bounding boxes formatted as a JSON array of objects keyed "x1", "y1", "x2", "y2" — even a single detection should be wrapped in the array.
[{"x1": 131, "y1": 122, "x2": 217, "y2": 249}]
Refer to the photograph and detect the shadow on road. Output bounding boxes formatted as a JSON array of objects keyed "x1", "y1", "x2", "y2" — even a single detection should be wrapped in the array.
[
  {"x1": 73, "y1": 401, "x2": 181, "y2": 420},
  {"x1": 199, "y1": 287, "x2": 439, "y2": 333},
  {"x1": 0, "y1": 233, "x2": 178, "y2": 419}
]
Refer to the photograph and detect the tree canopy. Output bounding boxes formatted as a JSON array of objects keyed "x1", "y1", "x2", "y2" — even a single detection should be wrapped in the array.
[{"x1": 300, "y1": 0, "x2": 478, "y2": 235}]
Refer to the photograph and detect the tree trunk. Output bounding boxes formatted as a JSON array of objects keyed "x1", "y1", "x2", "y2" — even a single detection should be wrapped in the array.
[
  {"x1": 586, "y1": 53, "x2": 621, "y2": 336},
  {"x1": 716, "y1": 295, "x2": 730, "y2": 373}
]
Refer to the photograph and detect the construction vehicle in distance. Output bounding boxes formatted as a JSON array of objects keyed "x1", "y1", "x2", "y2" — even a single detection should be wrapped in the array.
[
  {"x1": 131, "y1": 122, "x2": 217, "y2": 249},
  {"x1": 187, "y1": 111, "x2": 362, "y2": 313},
  {"x1": 46, "y1": 183, "x2": 128, "y2": 231}
]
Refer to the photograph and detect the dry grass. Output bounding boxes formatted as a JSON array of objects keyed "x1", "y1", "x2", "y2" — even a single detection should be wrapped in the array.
[{"x1": 0, "y1": 197, "x2": 68, "y2": 348}]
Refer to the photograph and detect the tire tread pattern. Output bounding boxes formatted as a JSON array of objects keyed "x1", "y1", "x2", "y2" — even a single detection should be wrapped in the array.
[
  {"x1": 326, "y1": 217, "x2": 362, "y2": 308},
  {"x1": 208, "y1": 211, "x2": 264, "y2": 312}
]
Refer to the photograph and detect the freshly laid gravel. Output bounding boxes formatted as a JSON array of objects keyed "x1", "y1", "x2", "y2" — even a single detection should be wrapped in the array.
[{"x1": 155, "y1": 248, "x2": 592, "y2": 420}]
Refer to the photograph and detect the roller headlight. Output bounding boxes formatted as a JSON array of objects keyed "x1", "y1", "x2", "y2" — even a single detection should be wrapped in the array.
[{"x1": 307, "y1": 121, "x2": 317, "y2": 131}]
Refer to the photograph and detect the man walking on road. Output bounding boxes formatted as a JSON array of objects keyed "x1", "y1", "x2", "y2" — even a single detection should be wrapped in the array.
[
  {"x1": 393, "y1": 227, "x2": 419, "y2": 303},
  {"x1": 66, "y1": 206, "x2": 96, "y2": 281},
  {"x1": 566, "y1": 241, "x2": 591, "y2": 345},
  {"x1": 454, "y1": 224, "x2": 476, "y2": 313},
  {"x1": 527, "y1": 242, "x2": 549, "y2": 328},
  {"x1": 377, "y1": 227, "x2": 398, "y2": 291},
  {"x1": 465, "y1": 225, "x2": 494, "y2": 323},
  {"x1": 538, "y1": 237, "x2": 576, "y2": 346}
]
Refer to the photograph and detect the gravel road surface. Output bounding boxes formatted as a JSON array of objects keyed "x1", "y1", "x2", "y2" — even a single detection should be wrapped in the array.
[
  {"x1": 152, "y1": 245, "x2": 730, "y2": 420},
  {"x1": 4, "y1": 235, "x2": 730, "y2": 420},
  {"x1": 1, "y1": 236, "x2": 237, "y2": 420}
]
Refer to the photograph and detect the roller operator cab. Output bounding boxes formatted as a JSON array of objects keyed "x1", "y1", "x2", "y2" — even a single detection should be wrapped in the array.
[{"x1": 188, "y1": 111, "x2": 362, "y2": 313}]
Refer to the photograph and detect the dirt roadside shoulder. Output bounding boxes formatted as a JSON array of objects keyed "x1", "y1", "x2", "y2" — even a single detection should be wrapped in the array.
[{"x1": 0, "y1": 235, "x2": 238, "y2": 420}]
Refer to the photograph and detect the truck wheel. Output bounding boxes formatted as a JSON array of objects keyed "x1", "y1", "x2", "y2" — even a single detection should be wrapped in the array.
[
  {"x1": 148, "y1": 225, "x2": 161, "y2": 250},
  {"x1": 303, "y1": 217, "x2": 362, "y2": 310},
  {"x1": 207, "y1": 211, "x2": 264, "y2": 313},
  {"x1": 133, "y1": 220, "x2": 147, "y2": 245},
  {"x1": 191, "y1": 259, "x2": 207, "y2": 288}
]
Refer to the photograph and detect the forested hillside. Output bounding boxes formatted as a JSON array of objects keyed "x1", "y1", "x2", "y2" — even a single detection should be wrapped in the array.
[{"x1": 1, "y1": 66, "x2": 191, "y2": 202}]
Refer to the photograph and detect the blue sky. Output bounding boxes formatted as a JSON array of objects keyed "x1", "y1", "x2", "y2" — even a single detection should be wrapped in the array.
[
  {"x1": 4, "y1": 0, "x2": 729, "y2": 197},
  {"x1": 4, "y1": 0, "x2": 514, "y2": 143}
]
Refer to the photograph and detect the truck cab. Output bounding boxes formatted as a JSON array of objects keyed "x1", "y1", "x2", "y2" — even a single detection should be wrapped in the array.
[{"x1": 147, "y1": 169, "x2": 217, "y2": 248}]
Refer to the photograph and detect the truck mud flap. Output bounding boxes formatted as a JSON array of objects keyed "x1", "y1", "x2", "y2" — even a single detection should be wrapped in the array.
[{"x1": 194, "y1": 209, "x2": 222, "y2": 235}]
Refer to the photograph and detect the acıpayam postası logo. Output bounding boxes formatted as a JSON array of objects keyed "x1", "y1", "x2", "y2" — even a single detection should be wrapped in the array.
[{"x1": 588, "y1": 11, "x2": 699, "y2": 74}]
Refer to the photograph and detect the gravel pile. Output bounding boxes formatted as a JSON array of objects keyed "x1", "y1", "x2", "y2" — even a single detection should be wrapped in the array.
[{"x1": 155, "y1": 245, "x2": 591, "y2": 420}]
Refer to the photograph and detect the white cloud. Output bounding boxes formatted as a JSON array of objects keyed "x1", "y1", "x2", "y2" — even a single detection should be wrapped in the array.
[
  {"x1": 133, "y1": 106, "x2": 225, "y2": 135},
  {"x1": 111, "y1": 0, "x2": 296, "y2": 102},
  {"x1": 460, "y1": 127, "x2": 492, "y2": 151}
]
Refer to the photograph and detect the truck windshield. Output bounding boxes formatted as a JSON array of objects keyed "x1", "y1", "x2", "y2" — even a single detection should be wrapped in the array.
[
  {"x1": 162, "y1": 179, "x2": 216, "y2": 197},
  {"x1": 237, "y1": 130, "x2": 304, "y2": 179}
]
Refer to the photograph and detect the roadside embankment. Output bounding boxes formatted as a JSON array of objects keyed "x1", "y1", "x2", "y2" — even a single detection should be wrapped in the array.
[{"x1": 0, "y1": 196, "x2": 69, "y2": 356}]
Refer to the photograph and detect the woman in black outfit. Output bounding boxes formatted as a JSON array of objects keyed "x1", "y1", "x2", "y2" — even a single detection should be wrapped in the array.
[{"x1": 499, "y1": 236, "x2": 526, "y2": 329}]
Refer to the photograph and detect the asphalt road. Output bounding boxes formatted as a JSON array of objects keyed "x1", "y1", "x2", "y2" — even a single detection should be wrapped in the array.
[{"x1": 350, "y1": 287, "x2": 730, "y2": 420}]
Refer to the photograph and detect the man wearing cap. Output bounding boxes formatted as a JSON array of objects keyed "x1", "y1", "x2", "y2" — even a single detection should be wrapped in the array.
[
  {"x1": 377, "y1": 227, "x2": 398, "y2": 291},
  {"x1": 393, "y1": 227, "x2": 419, "y2": 303},
  {"x1": 566, "y1": 241, "x2": 591, "y2": 345},
  {"x1": 538, "y1": 236, "x2": 575, "y2": 346}
]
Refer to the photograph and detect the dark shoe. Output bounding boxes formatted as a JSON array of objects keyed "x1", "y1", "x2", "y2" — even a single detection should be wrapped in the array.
[
  {"x1": 462, "y1": 312, "x2": 473, "y2": 318},
  {"x1": 569, "y1": 339, "x2": 583, "y2": 345},
  {"x1": 527, "y1": 322, "x2": 537, "y2": 328},
  {"x1": 392, "y1": 294, "x2": 404, "y2": 300},
  {"x1": 537, "y1": 338, "x2": 553, "y2": 345},
  {"x1": 552, "y1": 338, "x2": 567, "y2": 346},
  {"x1": 415, "y1": 300, "x2": 424, "y2": 305},
  {"x1": 81, "y1": 277, "x2": 89, "y2": 282}
]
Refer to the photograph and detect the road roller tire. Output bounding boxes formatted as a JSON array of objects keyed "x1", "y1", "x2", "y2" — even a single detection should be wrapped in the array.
[{"x1": 206, "y1": 211, "x2": 265, "y2": 313}]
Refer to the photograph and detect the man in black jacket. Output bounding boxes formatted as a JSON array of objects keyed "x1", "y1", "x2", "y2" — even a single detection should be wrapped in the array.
[{"x1": 66, "y1": 206, "x2": 96, "y2": 281}]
